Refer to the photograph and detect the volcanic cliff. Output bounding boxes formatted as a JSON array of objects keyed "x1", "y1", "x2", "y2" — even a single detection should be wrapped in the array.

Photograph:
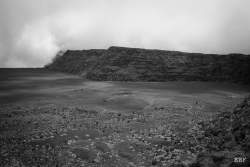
[{"x1": 46, "y1": 46, "x2": 250, "y2": 84}]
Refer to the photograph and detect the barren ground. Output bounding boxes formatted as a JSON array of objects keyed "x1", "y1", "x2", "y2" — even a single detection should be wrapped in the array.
[{"x1": 0, "y1": 69, "x2": 249, "y2": 166}]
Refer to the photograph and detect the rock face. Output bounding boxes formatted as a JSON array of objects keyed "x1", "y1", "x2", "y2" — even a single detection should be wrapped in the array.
[
  {"x1": 46, "y1": 46, "x2": 250, "y2": 83},
  {"x1": 191, "y1": 96, "x2": 250, "y2": 167},
  {"x1": 45, "y1": 49, "x2": 105, "y2": 74},
  {"x1": 232, "y1": 97, "x2": 250, "y2": 152}
]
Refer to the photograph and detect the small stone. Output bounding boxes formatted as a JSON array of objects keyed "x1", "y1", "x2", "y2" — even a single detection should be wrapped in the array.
[
  {"x1": 152, "y1": 159, "x2": 157, "y2": 165},
  {"x1": 67, "y1": 139, "x2": 76, "y2": 145}
]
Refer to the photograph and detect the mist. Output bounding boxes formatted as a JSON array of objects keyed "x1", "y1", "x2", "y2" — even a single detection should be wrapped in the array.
[{"x1": 0, "y1": 0, "x2": 250, "y2": 67}]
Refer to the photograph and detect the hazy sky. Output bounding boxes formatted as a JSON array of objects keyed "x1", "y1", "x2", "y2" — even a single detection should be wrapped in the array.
[{"x1": 0, "y1": 0, "x2": 250, "y2": 67}]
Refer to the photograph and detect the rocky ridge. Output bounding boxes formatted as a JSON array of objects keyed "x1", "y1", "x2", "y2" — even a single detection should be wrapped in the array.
[{"x1": 46, "y1": 46, "x2": 250, "y2": 84}]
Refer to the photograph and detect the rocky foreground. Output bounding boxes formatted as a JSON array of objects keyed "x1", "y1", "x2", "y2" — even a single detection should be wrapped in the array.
[
  {"x1": 0, "y1": 93, "x2": 249, "y2": 166},
  {"x1": 46, "y1": 46, "x2": 250, "y2": 84},
  {"x1": 0, "y1": 68, "x2": 249, "y2": 167},
  {"x1": 191, "y1": 96, "x2": 250, "y2": 167}
]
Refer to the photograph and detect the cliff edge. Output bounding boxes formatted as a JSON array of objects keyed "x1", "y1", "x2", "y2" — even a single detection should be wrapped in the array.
[{"x1": 46, "y1": 46, "x2": 250, "y2": 84}]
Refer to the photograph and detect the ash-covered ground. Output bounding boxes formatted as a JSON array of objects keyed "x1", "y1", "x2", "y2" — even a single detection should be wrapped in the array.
[{"x1": 0, "y1": 69, "x2": 249, "y2": 167}]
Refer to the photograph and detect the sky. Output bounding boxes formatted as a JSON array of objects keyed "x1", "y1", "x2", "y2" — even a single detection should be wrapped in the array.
[{"x1": 0, "y1": 0, "x2": 250, "y2": 67}]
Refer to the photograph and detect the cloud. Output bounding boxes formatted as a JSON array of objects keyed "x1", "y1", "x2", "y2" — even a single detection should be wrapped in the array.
[{"x1": 0, "y1": 0, "x2": 250, "y2": 67}]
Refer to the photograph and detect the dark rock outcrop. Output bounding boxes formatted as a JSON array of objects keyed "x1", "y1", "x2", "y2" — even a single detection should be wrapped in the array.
[
  {"x1": 46, "y1": 46, "x2": 250, "y2": 84},
  {"x1": 45, "y1": 49, "x2": 105, "y2": 74},
  {"x1": 191, "y1": 96, "x2": 250, "y2": 167}
]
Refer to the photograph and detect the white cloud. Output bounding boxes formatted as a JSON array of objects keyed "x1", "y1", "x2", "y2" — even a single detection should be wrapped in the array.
[{"x1": 0, "y1": 0, "x2": 250, "y2": 67}]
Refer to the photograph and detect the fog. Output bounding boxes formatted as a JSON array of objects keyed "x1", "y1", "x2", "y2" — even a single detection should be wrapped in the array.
[{"x1": 0, "y1": 0, "x2": 250, "y2": 67}]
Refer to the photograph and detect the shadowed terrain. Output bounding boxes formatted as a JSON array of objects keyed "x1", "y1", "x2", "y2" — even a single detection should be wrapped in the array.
[{"x1": 0, "y1": 68, "x2": 249, "y2": 166}]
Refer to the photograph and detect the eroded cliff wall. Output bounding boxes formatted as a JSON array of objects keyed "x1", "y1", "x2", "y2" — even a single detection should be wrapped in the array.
[{"x1": 46, "y1": 46, "x2": 250, "y2": 83}]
